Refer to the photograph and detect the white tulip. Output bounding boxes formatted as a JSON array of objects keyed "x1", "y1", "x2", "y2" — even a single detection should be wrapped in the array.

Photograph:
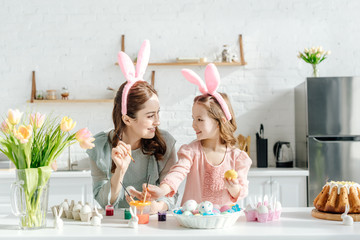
[
  {"x1": 304, "y1": 48, "x2": 309, "y2": 53},
  {"x1": 316, "y1": 53, "x2": 321, "y2": 58},
  {"x1": 326, "y1": 50, "x2": 331, "y2": 55}
]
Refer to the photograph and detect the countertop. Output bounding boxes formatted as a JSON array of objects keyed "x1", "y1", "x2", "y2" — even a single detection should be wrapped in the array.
[
  {"x1": 0, "y1": 167, "x2": 308, "y2": 178},
  {"x1": 0, "y1": 206, "x2": 358, "y2": 240}
]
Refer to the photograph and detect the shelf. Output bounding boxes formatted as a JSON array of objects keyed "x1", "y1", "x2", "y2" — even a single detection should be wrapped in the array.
[
  {"x1": 27, "y1": 99, "x2": 113, "y2": 103},
  {"x1": 115, "y1": 61, "x2": 246, "y2": 66}
]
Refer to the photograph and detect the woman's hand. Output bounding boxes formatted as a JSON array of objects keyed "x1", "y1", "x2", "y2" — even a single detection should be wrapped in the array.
[
  {"x1": 125, "y1": 187, "x2": 143, "y2": 203},
  {"x1": 111, "y1": 141, "x2": 131, "y2": 173},
  {"x1": 141, "y1": 184, "x2": 170, "y2": 201},
  {"x1": 224, "y1": 178, "x2": 241, "y2": 199}
]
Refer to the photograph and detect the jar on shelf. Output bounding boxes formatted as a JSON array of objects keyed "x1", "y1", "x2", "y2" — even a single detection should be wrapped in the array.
[
  {"x1": 46, "y1": 90, "x2": 57, "y2": 100},
  {"x1": 61, "y1": 87, "x2": 69, "y2": 100},
  {"x1": 36, "y1": 90, "x2": 44, "y2": 100},
  {"x1": 221, "y1": 44, "x2": 231, "y2": 62}
]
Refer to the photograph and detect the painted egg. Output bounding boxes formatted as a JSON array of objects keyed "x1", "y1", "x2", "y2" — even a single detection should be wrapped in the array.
[
  {"x1": 199, "y1": 201, "x2": 213, "y2": 214},
  {"x1": 182, "y1": 200, "x2": 197, "y2": 212},
  {"x1": 220, "y1": 205, "x2": 231, "y2": 212}
]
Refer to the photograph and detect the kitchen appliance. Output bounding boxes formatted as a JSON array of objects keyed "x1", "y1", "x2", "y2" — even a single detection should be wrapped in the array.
[
  {"x1": 295, "y1": 77, "x2": 360, "y2": 206},
  {"x1": 273, "y1": 141, "x2": 293, "y2": 168},
  {"x1": 256, "y1": 124, "x2": 268, "y2": 168}
]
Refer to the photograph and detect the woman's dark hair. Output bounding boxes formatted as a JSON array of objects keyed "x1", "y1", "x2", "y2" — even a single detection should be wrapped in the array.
[{"x1": 110, "y1": 81, "x2": 166, "y2": 173}]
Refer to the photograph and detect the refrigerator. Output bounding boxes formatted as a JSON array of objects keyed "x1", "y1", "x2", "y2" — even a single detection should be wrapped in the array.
[{"x1": 295, "y1": 77, "x2": 360, "y2": 206}]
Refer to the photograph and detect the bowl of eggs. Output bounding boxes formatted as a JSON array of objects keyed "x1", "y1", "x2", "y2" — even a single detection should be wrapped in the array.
[{"x1": 172, "y1": 200, "x2": 242, "y2": 229}]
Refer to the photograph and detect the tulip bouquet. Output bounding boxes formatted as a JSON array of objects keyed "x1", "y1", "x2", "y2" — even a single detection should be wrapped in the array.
[
  {"x1": 297, "y1": 46, "x2": 331, "y2": 77},
  {"x1": 0, "y1": 109, "x2": 95, "y2": 229}
]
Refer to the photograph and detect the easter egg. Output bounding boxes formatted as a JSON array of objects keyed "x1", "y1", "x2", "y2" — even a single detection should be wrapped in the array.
[
  {"x1": 220, "y1": 205, "x2": 231, "y2": 213},
  {"x1": 224, "y1": 169, "x2": 238, "y2": 180}
]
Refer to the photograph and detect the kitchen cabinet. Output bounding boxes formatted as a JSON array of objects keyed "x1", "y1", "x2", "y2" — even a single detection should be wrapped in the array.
[
  {"x1": 0, "y1": 171, "x2": 93, "y2": 207},
  {"x1": 240, "y1": 168, "x2": 309, "y2": 208}
]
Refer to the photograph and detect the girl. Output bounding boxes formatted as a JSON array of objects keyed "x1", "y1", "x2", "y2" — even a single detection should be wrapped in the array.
[
  {"x1": 87, "y1": 40, "x2": 178, "y2": 213},
  {"x1": 146, "y1": 63, "x2": 252, "y2": 206}
]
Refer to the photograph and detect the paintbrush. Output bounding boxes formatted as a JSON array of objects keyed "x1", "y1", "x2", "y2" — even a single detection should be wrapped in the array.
[
  {"x1": 115, "y1": 132, "x2": 135, "y2": 163},
  {"x1": 143, "y1": 175, "x2": 151, "y2": 203},
  {"x1": 119, "y1": 181, "x2": 135, "y2": 202}
]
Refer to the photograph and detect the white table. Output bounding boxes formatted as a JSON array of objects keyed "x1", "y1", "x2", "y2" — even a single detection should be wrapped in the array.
[{"x1": 0, "y1": 206, "x2": 359, "y2": 240}]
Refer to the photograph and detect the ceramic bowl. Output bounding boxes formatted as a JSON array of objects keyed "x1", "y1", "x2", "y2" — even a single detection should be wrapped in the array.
[{"x1": 172, "y1": 210, "x2": 241, "y2": 229}]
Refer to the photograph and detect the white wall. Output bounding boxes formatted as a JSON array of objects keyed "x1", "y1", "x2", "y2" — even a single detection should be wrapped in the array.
[{"x1": 1, "y1": 0, "x2": 360, "y2": 168}]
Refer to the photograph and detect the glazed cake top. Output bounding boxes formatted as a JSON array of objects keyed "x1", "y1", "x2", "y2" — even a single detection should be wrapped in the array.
[{"x1": 324, "y1": 181, "x2": 360, "y2": 194}]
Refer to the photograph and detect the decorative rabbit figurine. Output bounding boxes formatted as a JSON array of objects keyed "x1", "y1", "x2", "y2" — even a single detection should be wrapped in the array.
[
  {"x1": 91, "y1": 207, "x2": 103, "y2": 226},
  {"x1": 341, "y1": 204, "x2": 354, "y2": 226},
  {"x1": 53, "y1": 206, "x2": 64, "y2": 229},
  {"x1": 128, "y1": 205, "x2": 139, "y2": 228}
]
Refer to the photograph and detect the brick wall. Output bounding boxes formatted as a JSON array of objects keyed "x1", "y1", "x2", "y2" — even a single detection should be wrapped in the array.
[{"x1": 1, "y1": 0, "x2": 360, "y2": 168}]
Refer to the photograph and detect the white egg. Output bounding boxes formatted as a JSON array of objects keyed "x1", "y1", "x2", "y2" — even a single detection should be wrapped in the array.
[
  {"x1": 80, "y1": 205, "x2": 92, "y2": 214},
  {"x1": 257, "y1": 205, "x2": 269, "y2": 214}
]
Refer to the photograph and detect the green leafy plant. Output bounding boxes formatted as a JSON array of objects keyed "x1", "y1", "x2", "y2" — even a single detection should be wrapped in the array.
[{"x1": 0, "y1": 109, "x2": 95, "y2": 229}]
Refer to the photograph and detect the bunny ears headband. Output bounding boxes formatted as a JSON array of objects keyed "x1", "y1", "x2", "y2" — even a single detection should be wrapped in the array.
[
  {"x1": 181, "y1": 63, "x2": 232, "y2": 121},
  {"x1": 118, "y1": 40, "x2": 150, "y2": 115}
]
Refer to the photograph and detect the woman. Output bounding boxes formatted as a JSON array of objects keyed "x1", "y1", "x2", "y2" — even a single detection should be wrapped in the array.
[{"x1": 86, "y1": 40, "x2": 177, "y2": 213}]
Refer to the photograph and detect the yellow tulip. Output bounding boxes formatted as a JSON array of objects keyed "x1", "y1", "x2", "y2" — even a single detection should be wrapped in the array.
[
  {"x1": 60, "y1": 116, "x2": 76, "y2": 132},
  {"x1": 14, "y1": 124, "x2": 32, "y2": 143},
  {"x1": 7, "y1": 109, "x2": 22, "y2": 125}
]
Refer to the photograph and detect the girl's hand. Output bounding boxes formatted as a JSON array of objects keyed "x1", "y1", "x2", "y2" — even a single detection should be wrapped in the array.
[
  {"x1": 149, "y1": 201, "x2": 168, "y2": 214},
  {"x1": 141, "y1": 184, "x2": 170, "y2": 201},
  {"x1": 111, "y1": 141, "x2": 131, "y2": 172},
  {"x1": 224, "y1": 178, "x2": 241, "y2": 198}
]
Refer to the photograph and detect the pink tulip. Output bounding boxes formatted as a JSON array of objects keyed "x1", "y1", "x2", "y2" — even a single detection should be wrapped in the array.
[
  {"x1": 75, "y1": 128, "x2": 95, "y2": 149},
  {"x1": 7, "y1": 109, "x2": 22, "y2": 125},
  {"x1": 0, "y1": 119, "x2": 11, "y2": 133},
  {"x1": 14, "y1": 125, "x2": 32, "y2": 143},
  {"x1": 30, "y1": 112, "x2": 46, "y2": 128}
]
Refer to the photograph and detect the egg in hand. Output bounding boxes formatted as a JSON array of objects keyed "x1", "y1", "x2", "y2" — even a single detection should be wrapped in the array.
[{"x1": 224, "y1": 169, "x2": 238, "y2": 180}]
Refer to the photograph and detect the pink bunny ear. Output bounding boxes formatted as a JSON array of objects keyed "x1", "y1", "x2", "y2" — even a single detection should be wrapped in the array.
[
  {"x1": 204, "y1": 63, "x2": 220, "y2": 94},
  {"x1": 118, "y1": 51, "x2": 136, "y2": 82},
  {"x1": 135, "y1": 40, "x2": 150, "y2": 79},
  {"x1": 181, "y1": 69, "x2": 207, "y2": 94}
]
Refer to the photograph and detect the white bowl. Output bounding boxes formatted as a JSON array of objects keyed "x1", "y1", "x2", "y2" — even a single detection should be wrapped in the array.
[{"x1": 172, "y1": 211, "x2": 241, "y2": 229}]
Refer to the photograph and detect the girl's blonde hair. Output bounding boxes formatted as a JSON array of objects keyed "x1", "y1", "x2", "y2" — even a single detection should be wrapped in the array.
[{"x1": 194, "y1": 93, "x2": 237, "y2": 146}]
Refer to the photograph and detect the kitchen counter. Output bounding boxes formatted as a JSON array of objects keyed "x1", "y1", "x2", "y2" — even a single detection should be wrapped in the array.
[
  {"x1": 0, "y1": 167, "x2": 308, "y2": 178},
  {"x1": 0, "y1": 206, "x2": 359, "y2": 240}
]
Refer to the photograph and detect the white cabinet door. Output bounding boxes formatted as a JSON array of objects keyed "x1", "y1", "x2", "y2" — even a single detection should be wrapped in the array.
[
  {"x1": 240, "y1": 176, "x2": 271, "y2": 207},
  {"x1": 49, "y1": 177, "x2": 93, "y2": 207},
  {"x1": 271, "y1": 176, "x2": 307, "y2": 207}
]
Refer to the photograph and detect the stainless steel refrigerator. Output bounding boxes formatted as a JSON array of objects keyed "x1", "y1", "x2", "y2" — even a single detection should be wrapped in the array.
[{"x1": 295, "y1": 77, "x2": 360, "y2": 206}]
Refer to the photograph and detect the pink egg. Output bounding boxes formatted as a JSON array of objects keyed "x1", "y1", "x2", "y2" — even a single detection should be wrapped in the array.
[{"x1": 220, "y1": 205, "x2": 231, "y2": 212}]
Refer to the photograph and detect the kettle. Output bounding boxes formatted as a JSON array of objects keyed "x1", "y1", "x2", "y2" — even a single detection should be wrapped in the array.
[{"x1": 273, "y1": 141, "x2": 293, "y2": 168}]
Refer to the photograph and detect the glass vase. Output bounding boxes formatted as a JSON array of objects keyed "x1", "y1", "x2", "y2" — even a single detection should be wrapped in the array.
[
  {"x1": 10, "y1": 168, "x2": 51, "y2": 230},
  {"x1": 312, "y1": 64, "x2": 319, "y2": 77}
]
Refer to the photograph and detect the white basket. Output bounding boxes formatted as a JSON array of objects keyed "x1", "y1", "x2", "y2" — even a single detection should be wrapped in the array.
[{"x1": 172, "y1": 211, "x2": 241, "y2": 229}]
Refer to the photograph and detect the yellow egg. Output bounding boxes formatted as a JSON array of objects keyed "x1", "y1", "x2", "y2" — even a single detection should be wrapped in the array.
[{"x1": 224, "y1": 169, "x2": 238, "y2": 180}]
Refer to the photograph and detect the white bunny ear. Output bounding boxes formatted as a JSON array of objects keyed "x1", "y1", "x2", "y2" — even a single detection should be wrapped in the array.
[
  {"x1": 181, "y1": 69, "x2": 207, "y2": 94},
  {"x1": 135, "y1": 40, "x2": 150, "y2": 79},
  {"x1": 58, "y1": 206, "x2": 63, "y2": 218},
  {"x1": 118, "y1": 51, "x2": 136, "y2": 82},
  {"x1": 204, "y1": 63, "x2": 220, "y2": 94},
  {"x1": 53, "y1": 207, "x2": 58, "y2": 218}
]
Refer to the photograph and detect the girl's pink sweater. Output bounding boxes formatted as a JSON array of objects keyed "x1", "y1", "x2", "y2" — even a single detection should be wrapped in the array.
[{"x1": 161, "y1": 140, "x2": 252, "y2": 206}]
